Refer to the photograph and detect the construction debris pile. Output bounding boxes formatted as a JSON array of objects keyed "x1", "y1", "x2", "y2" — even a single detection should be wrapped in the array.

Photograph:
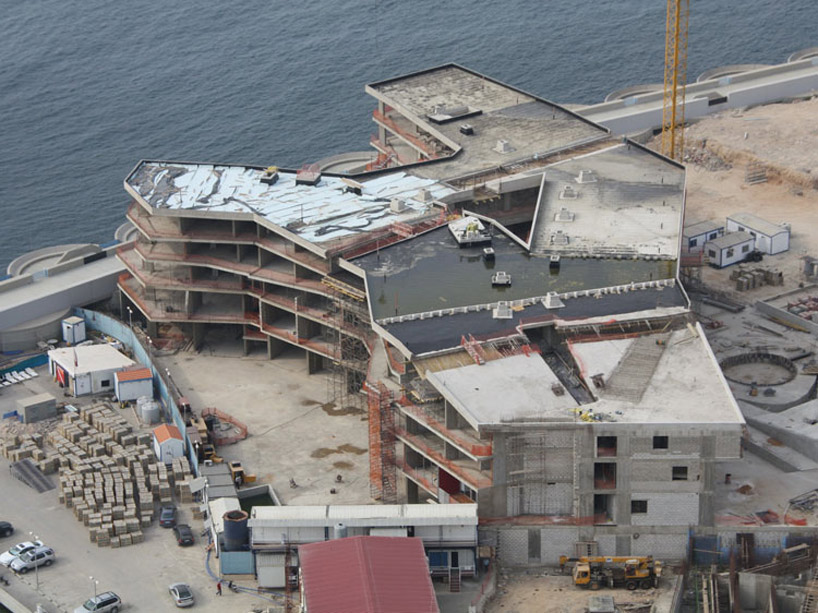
[
  {"x1": 786, "y1": 295, "x2": 818, "y2": 322},
  {"x1": 683, "y1": 140, "x2": 732, "y2": 172}
]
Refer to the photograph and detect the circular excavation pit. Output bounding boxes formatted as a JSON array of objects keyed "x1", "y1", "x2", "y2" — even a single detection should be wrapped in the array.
[{"x1": 719, "y1": 352, "x2": 797, "y2": 386}]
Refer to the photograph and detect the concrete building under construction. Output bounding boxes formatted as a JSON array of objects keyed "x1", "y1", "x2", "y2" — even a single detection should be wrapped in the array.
[{"x1": 117, "y1": 64, "x2": 745, "y2": 562}]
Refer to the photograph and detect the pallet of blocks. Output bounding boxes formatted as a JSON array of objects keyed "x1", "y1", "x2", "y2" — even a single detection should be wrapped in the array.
[
  {"x1": 1, "y1": 432, "x2": 60, "y2": 475},
  {"x1": 49, "y1": 404, "x2": 161, "y2": 547},
  {"x1": 172, "y1": 457, "x2": 194, "y2": 503}
]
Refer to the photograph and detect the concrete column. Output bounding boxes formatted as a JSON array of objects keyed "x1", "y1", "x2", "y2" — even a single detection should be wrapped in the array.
[
  {"x1": 306, "y1": 351, "x2": 323, "y2": 374},
  {"x1": 267, "y1": 337, "x2": 285, "y2": 359},
  {"x1": 146, "y1": 321, "x2": 158, "y2": 338},
  {"x1": 698, "y1": 435, "x2": 716, "y2": 527},
  {"x1": 378, "y1": 100, "x2": 386, "y2": 143},
  {"x1": 406, "y1": 478, "x2": 419, "y2": 504},
  {"x1": 192, "y1": 323, "x2": 205, "y2": 350}
]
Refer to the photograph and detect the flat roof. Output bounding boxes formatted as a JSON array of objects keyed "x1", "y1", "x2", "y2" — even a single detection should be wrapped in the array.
[
  {"x1": 568, "y1": 325, "x2": 745, "y2": 425},
  {"x1": 683, "y1": 219, "x2": 724, "y2": 238},
  {"x1": 356, "y1": 226, "x2": 674, "y2": 322},
  {"x1": 250, "y1": 504, "x2": 477, "y2": 528},
  {"x1": 425, "y1": 354, "x2": 577, "y2": 430},
  {"x1": 48, "y1": 344, "x2": 134, "y2": 376},
  {"x1": 126, "y1": 162, "x2": 454, "y2": 246},
  {"x1": 367, "y1": 64, "x2": 609, "y2": 181},
  {"x1": 300, "y1": 537, "x2": 439, "y2": 613},
  {"x1": 378, "y1": 281, "x2": 688, "y2": 355},
  {"x1": 728, "y1": 211, "x2": 788, "y2": 237},
  {"x1": 528, "y1": 144, "x2": 684, "y2": 258},
  {"x1": 706, "y1": 231, "x2": 754, "y2": 249}
]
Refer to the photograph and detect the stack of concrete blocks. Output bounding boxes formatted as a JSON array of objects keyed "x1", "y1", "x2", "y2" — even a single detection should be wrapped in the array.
[
  {"x1": 171, "y1": 457, "x2": 194, "y2": 504},
  {"x1": 47, "y1": 403, "x2": 161, "y2": 547},
  {"x1": 1, "y1": 432, "x2": 60, "y2": 474}
]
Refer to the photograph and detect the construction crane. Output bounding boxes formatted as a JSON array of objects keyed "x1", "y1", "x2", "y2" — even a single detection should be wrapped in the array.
[
  {"x1": 661, "y1": 0, "x2": 690, "y2": 161},
  {"x1": 559, "y1": 555, "x2": 663, "y2": 590}
]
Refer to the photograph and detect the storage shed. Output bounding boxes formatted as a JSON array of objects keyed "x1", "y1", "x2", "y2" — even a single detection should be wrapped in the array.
[
  {"x1": 152, "y1": 424, "x2": 185, "y2": 464},
  {"x1": 48, "y1": 344, "x2": 135, "y2": 397},
  {"x1": 61, "y1": 316, "x2": 86, "y2": 345},
  {"x1": 683, "y1": 220, "x2": 724, "y2": 251},
  {"x1": 114, "y1": 367, "x2": 153, "y2": 402},
  {"x1": 17, "y1": 393, "x2": 57, "y2": 423},
  {"x1": 726, "y1": 212, "x2": 790, "y2": 255},
  {"x1": 299, "y1": 536, "x2": 439, "y2": 613},
  {"x1": 705, "y1": 232, "x2": 756, "y2": 268}
]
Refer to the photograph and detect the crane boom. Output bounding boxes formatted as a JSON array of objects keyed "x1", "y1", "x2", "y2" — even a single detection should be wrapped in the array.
[{"x1": 661, "y1": 0, "x2": 689, "y2": 161}]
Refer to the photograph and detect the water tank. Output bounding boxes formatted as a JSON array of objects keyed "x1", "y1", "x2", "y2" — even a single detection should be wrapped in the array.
[
  {"x1": 136, "y1": 396, "x2": 151, "y2": 411},
  {"x1": 333, "y1": 522, "x2": 348, "y2": 540},
  {"x1": 222, "y1": 510, "x2": 249, "y2": 551},
  {"x1": 141, "y1": 401, "x2": 160, "y2": 425}
]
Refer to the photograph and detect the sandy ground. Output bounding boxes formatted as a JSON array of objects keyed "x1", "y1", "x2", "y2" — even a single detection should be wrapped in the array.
[
  {"x1": 485, "y1": 569, "x2": 675, "y2": 613},
  {"x1": 652, "y1": 95, "x2": 818, "y2": 303},
  {"x1": 155, "y1": 340, "x2": 373, "y2": 506}
]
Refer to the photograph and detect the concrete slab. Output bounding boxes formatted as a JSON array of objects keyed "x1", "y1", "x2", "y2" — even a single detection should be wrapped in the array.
[{"x1": 156, "y1": 344, "x2": 373, "y2": 506}]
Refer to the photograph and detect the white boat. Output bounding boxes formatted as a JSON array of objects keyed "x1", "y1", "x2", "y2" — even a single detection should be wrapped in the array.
[
  {"x1": 491, "y1": 271, "x2": 512, "y2": 286},
  {"x1": 448, "y1": 216, "x2": 492, "y2": 247},
  {"x1": 483, "y1": 247, "x2": 495, "y2": 260}
]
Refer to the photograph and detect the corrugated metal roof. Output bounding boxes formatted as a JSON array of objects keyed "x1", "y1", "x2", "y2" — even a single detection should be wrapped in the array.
[
  {"x1": 706, "y1": 231, "x2": 754, "y2": 249},
  {"x1": 249, "y1": 504, "x2": 477, "y2": 528},
  {"x1": 728, "y1": 212, "x2": 788, "y2": 237},
  {"x1": 300, "y1": 536, "x2": 439, "y2": 613},
  {"x1": 115, "y1": 367, "x2": 152, "y2": 382},
  {"x1": 256, "y1": 552, "x2": 298, "y2": 567},
  {"x1": 153, "y1": 424, "x2": 182, "y2": 443},
  {"x1": 683, "y1": 219, "x2": 723, "y2": 238}
]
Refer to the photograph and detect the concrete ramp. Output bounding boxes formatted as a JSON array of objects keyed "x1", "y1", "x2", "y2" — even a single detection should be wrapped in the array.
[
  {"x1": 10, "y1": 458, "x2": 54, "y2": 493},
  {"x1": 603, "y1": 333, "x2": 669, "y2": 403}
]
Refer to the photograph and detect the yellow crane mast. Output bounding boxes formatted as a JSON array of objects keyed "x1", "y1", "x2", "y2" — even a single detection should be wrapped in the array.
[{"x1": 661, "y1": 0, "x2": 690, "y2": 161}]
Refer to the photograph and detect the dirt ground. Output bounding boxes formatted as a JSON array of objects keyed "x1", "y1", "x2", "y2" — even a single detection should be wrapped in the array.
[
  {"x1": 651, "y1": 95, "x2": 818, "y2": 302},
  {"x1": 486, "y1": 569, "x2": 675, "y2": 613}
]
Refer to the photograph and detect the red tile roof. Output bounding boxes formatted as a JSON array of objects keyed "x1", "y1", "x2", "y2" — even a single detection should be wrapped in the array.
[
  {"x1": 299, "y1": 536, "x2": 439, "y2": 613},
  {"x1": 115, "y1": 367, "x2": 152, "y2": 382},
  {"x1": 153, "y1": 424, "x2": 182, "y2": 443}
]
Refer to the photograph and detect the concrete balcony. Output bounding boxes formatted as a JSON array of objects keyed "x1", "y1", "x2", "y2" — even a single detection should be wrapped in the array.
[
  {"x1": 131, "y1": 242, "x2": 328, "y2": 297},
  {"x1": 396, "y1": 396, "x2": 492, "y2": 460},
  {"x1": 395, "y1": 458, "x2": 439, "y2": 497},
  {"x1": 127, "y1": 202, "x2": 330, "y2": 275},
  {"x1": 259, "y1": 321, "x2": 339, "y2": 361},
  {"x1": 119, "y1": 273, "x2": 260, "y2": 326},
  {"x1": 372, "y1": 110, "x2": 441, "y2": 159},
  {"x1": 394, "y1": 425, "x2": 492, "y2": 491}
]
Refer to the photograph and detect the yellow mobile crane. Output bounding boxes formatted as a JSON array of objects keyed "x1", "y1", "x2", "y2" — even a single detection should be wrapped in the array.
[{"x1": 559, "y1": 555, "x2": 663, "y2": 590}]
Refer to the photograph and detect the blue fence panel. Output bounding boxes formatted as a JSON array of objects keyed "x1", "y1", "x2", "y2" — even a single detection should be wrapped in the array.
[
  {"x1": 2, "y1": 410, "x2": 19, "y2": 420},
  {"x1": 74, "y1": 307, "x2": 199, "y2": 475},
  {"x1": 692, "y1": 535, "x2": 720, "y2": 566}
]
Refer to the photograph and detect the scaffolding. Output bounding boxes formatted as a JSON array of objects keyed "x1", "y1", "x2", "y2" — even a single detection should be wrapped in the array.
[
  {"x1": 325, "y1": 279, "x2": 371, "y2": 411},
  {"x1": 368, "y1": 382, "x2": 397, "y2": 503}
]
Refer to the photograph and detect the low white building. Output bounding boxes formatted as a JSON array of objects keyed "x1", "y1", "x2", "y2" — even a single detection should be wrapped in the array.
[
  {"x1": 705, "y1": 232, "x2": 755, "y2": 268},
  {"x1": 683, "y1": 220, "x2": 724, "y2": 251},
  {"x1": 48, "y1": 344, "x2": 135, "y2": 396},
  {"x1": 152, "y1": 423, "x2": 185, "y2": 464},
  {"x1": 114, "y1": 367, "x2": 153, "y2": 402},
  {"x1": 726, "y1": 212, "x2": 790, "y2": 255}
]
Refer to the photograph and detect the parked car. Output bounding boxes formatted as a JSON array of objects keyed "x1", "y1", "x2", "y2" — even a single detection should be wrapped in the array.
[
  {"x1": 0, "y1": 522, "x2": 12, "y2": 538},
  {"x1": 74, "y1": 591, "x2": 121, "y2": 613},
  {"x1": 10, "y1": 546, "x2": 54, "y2": 573},
  {"x1": 168, "y1": 582, "x2": 194, "y2": 608},
  {"x1": 159, "y1": 506, "x2": 177, "y2": 528},
  {"x1": 0, "y1": 541, "x2": 43, "y2": 567},
  {"x1": 173, "y1": 524, "x2": 194, "y2": 547}
]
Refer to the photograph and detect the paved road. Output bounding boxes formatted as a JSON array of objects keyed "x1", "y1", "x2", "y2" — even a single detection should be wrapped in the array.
[{"x1": 0, "y1": 455, "x2": 276, "y2": 612}]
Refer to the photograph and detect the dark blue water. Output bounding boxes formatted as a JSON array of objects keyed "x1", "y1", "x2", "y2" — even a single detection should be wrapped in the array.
[{"x1": 0, "y1": 0, "x2": 814, "y2": 271}]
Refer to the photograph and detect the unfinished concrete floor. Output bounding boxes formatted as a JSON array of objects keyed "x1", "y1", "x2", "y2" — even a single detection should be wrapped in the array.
[
  {"x1": 485, "y1": 568, "x2": 677, "y2": 613},
  {"x1": 156, "y1": 341, "x2": 373, "y2": 506}
]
